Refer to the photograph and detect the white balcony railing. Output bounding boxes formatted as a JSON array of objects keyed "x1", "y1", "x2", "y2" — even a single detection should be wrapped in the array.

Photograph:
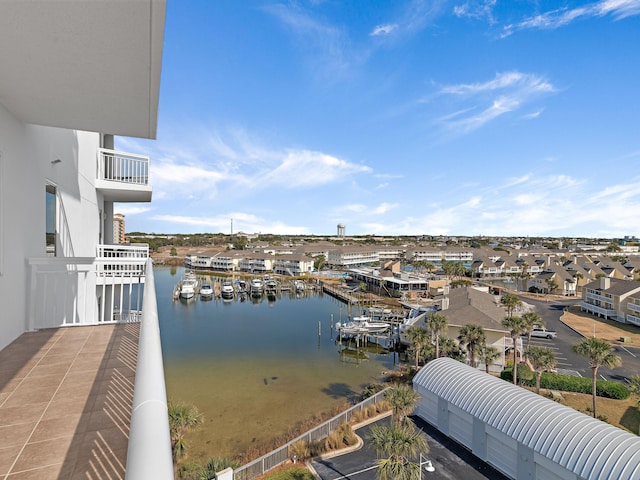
[
  {"x1": 96, "y1": 244, "x2": 149, "y2": 278},
  {"x1": 28, "y1": 245, "x2": 148, "y2": 328},
  {"x1": 125, "y1": 259, "x2": 174, "y2": 480},
  {"x1": 581, "y1": 301, "x2": 618, "y2": 318},
  {"x1": 626, "y1": 314, "x2": 640, "y2": 326},
  {"x1": 97, "y1": 148, "x2": 150, "y2": 185},
  {"x1": 627, "y1": 302, "x2": 640, "y2": 314}
]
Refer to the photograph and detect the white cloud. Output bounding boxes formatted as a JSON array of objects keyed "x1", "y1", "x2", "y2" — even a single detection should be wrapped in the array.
[
  {"x1": 370, "y1": 24, "x2": 398, "y2": 36},
  {"x1": 153, "y1": 214, "x2": 311, "y2": 235},
  {"x1": 453, "y1": 0, "x2": 497, "y2": 23},
  {"x1": 501, "y1": 0, "x2": 640, "y2": 37},
  {"x1": 113, "y1": 205, "x2": 152, "y2": 216},
  {"x1": 435, "y1": 71, "x2": 555, "y2": 134}
]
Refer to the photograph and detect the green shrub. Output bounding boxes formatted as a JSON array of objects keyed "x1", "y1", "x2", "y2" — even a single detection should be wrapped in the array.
[{"x1": 500, "y1": 370, "x2": 631, "y2": 399}]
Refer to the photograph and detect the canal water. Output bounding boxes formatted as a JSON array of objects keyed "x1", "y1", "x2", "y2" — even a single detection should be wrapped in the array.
[{"x1": 155, "y1": 267, "x2": 397, "y2": 461}]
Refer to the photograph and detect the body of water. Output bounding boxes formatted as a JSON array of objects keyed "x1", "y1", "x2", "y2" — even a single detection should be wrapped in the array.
[{"x1": 155, "y1": 267, "x2": 397, "y2": 461}]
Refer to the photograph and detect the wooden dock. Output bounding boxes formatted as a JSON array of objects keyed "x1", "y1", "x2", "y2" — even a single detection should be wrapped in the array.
[{"x1": 321, "y1": 283, "x2": 360, "y2": 304}]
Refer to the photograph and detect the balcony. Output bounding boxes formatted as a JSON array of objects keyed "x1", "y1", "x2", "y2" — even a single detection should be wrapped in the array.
[
  {"x1": 96, "y1": 148, "x2": 152, "y2": 202},
  {"x1": 627, "y1": 302, "x2": 640, "y2": 314},
  {"x1": 581, "y1": 301, "x2": 618, "y2": 319},
  {"x1": 28, "y1": 244, "x2": 149, "y2": 329},
  {"x1": 1, "y1": 260, "x2": 172, "y2": 479}
]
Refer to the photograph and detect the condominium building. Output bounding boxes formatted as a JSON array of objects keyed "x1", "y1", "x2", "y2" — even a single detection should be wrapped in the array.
[
  {"x1": 0, "y1": 2, "x2": 169, "y2": 479},
  {"x1": 113, "y1": 213, "x2": 126, "y2": 244}
]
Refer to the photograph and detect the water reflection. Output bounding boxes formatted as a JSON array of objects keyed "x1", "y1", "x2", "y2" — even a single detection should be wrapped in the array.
[{"x1": 154, "y1": 267, "x2": 396, "y2": 460}]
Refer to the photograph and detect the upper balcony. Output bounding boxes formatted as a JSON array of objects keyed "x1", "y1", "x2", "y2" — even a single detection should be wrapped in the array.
[{"x1": 96, "y1": 148, "x2": 152, "y2": 202}]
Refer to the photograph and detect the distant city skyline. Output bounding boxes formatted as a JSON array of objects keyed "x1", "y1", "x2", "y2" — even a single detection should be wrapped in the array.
[{"x1": 116, "y1": 1, "x2": 640, "y2": 238}]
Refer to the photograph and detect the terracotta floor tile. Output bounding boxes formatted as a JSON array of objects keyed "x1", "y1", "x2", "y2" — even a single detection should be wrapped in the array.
[
  {"x1": 42, "y1": 396, "x2": 96, "y2": 420},
  {"x1": 0, "y1": 403, "x2": 48, "y2": 427},
  {"x1": 0, "y1": 422, "x2": 36, "y2": 448},
  {"x1": 10, "y1": 436, "x2": 80, "y2": 473},
  {"x1": 6, "y1": 462, "x2": 74, "y2": 480},
  {"x1": 0, "y1": 445, "x2": 22, "y2": 476},
  {"x1": 28, "y1": 413, "x2": 89, "y2": 443},
  {"x1": 2, "y1": 386, "x2": 58, "y2": 408}
]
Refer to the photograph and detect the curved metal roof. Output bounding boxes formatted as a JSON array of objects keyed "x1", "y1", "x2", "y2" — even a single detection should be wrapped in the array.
[{"x1": 413, "y1": 358, "x2": 640, "y2": 480}]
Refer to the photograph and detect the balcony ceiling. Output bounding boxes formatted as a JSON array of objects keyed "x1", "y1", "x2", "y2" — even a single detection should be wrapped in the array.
[{"x1": 0, "y1": 0, "x2": 165, "y2": 139}]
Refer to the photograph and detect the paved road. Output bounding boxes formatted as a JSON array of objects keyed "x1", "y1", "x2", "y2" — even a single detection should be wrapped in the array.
[
  {"x1": 519, "y1": 297, "x2": 640, "y2": 383},
  {"x1": 311, "y1": 416, "x2": 508, "y2": 480}
]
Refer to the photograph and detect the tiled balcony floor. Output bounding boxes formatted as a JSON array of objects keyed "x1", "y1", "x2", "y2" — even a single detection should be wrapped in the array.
[{"x1": 0, "y1": 324, "x2": 139, "y2": 480}]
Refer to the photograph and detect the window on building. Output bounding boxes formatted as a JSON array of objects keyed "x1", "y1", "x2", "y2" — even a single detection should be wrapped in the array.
[{"x1": 46, "y1": 183, "x2": 56, "y2": 256}]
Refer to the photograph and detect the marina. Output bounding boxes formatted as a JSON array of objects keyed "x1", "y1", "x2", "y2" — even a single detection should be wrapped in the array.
[{"x1": 158, "y1": 267, "x2": 403, "y2": 461}]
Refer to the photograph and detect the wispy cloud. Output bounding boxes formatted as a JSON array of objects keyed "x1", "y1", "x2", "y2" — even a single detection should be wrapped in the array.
[
  {"x1": 264, "y1": 3, "x2": 355, "y2": 80},
  {"x1": 453, "y1": 0, "x2": 497, "y2": 24},
  {"x1": 153, "y1": 214, "x2": 311, "y2": 235},
  {"x1": 434, "y1": 71, "x2": 555, "y2": 134},
  {"x1": 501, "y1": 0, "x2": 640, "y2": 37},
  {"x1": 370, "y1": 24, "x2": 398, "y2": 36}
]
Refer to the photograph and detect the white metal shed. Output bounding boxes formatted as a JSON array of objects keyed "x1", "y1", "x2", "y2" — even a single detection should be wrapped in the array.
[{"x1": 413, "y1": 357, "x2": 640, "y2": 480}]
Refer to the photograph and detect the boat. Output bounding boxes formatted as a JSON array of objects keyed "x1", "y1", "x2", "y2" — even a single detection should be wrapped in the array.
[
  {"x1": 179, "y1": 272, "x2": 198, "y2": 300},
  {"x1": 221, "y1": 280, "x2": 235, "y2": 298},
  {"x1": 235, "y1": 279, "x2": 247, "y2": 293},
  {"x1": 335, "y1": 315, "x2": 390, "y2": 335},
  {"x1": 250, "y1": 278, "x2": 263, "y2": 297},
  {"x1": 294, "y1": 280, "x2": 305, "y2": 292},
  {"x1": 265, "y1": 278, "x2": 278, "y2": 292},
  {"x1": 200, "y1": 283, "x2": 213, "y2": 298}
]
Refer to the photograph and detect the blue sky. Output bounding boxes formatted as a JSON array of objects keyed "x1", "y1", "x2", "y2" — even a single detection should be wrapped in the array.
[{"x1": 117, "y1": 0, "x2": 640, "y2": 237}]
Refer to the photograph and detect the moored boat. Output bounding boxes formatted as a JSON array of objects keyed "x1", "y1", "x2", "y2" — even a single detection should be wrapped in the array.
[
  {"x1": 250, "y1": 278, "x2": 263, "y2": 297},
  {"x1": 221, "y1": 280, "x2": 235, "y2": 298},
  {"x1": 179, "y1": 272, "x2": 198, "y2": 300},
  {"x1": 200, "y1": 283, "x2": 213, "y2": 298}
]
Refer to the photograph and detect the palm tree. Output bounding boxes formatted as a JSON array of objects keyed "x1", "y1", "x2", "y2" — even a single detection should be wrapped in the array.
[
  {"x1": 438, "y1": 336, "x2": 464, "y2": 361},
  {"x1": 385, "y1": 384, "x2": 420, "y2": 426},
  {"x1": 405, "y1": 326, "x2": 432, "y2": 369},
  {"x1": 521, "y1": 311, "x2": 543, "y2": 346},
  {"x1": 501, "y1": 316, "x2": 527, "y2": 385},
  {"x1": 457, "y1": 324, "x2": 486, "y2": 368},
  {"x1": 478, "y1": 344, "x2": 501, "y2": 374},
  {"x1": 545, "y1": 277, "x2": 559, "y2": 295},
  {"x1": 168, "y1": 401, "x2": 204, "y2": 465},
  {"x1": 500, "y1": 293, "x2": 522, "y2": 318},
  {"x1": 369, "y1": 422, "x2": 428, "y2": 480},
  {"x1": 525, "y1": 346, "x2": 557, "y2": 394},
  {"x1": 573, "y1": 337, "x2": 622, "y2": 418},
  {"x1": 426, "y1": 312, "x2": 448, "y2": 358},
  {"x1": 199, "y1": 457, "x2": 240, "y2": 479}
]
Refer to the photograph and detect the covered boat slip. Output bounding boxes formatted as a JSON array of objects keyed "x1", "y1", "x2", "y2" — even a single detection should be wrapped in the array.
[{"x1": 413, "y1": 358, "x2": 640, "y2": 480}]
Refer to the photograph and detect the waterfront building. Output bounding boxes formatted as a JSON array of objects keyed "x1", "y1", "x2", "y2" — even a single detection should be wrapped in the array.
[
  {"x1": 0, "y1": 2, "x2": 169, "y2": 479},
  {"x1": 272, "y1": 254, "x2": 315, "y2": 276},
  {"x1": 327, "y1": 245, "x2": 380, "y2": 268}
]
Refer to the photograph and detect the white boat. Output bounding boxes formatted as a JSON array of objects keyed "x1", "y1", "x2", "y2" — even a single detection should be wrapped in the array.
[
  {"x1": 221, "y1": 281, "x2": 235, "y2": 298},
  {"x1": 200, "y1": 283, "x2": 213, "y2": 298},
  {"x1": 250, "y1": 278, "x2": 263, "y2": 296},
  {"x1": 294, "y1": 280, "x2": 305, "y2": 292},
  {"x1": 180, "y1": 273, "x2": 198, "y2": 300},
  {"x1": 336, "y1": 315, "x2": 390, "y2": 335},
  {"x1": 265, "y1": 278, "x2": 278, "y2": 291}
]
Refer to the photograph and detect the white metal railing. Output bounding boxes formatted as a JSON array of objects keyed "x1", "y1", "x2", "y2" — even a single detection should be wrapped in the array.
[
  {"x1": 626, "y1": 314, "x2": 640, "y2": 326},
  {"x1": 27, "y1": 251, "x2": 147, "y2": 328},
  {"x1": 627, "y1": 302, "x2": 640, "y2": 313},
  {"x1": 125, "y1": 260, "x2": 174, "y2": 479},
  {"x1": 97, "y1": 148, "x2": 150, "y2": 185},
  {"x1": 581, "y1": 301, "x2": 618, "y2": 317},
  {"x1": 96, "y1": 244, "x2": 149, "y2": 278}
]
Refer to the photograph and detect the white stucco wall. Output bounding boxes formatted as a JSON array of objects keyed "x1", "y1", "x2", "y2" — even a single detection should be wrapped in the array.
[{"x1": 0, "y1": 104, "x2": 103, "y2": 349}]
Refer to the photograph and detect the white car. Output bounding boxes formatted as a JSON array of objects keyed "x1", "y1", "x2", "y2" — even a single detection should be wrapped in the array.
[{"x1": 528, "y1": 327, "x2": 557, "y2": 339}]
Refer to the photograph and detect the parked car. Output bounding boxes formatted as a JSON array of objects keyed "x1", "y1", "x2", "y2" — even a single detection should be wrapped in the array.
[{"x1": 525, "y1": 327, "x2": 557, "y2": 339}]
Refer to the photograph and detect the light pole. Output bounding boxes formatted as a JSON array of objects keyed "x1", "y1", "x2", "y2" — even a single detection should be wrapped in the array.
[{"x1": 419, "y1": 453, "x2": 435, "y2": 478}]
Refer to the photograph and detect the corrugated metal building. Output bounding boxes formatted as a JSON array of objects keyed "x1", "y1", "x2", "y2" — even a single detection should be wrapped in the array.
[{"x1": 413, "y1": 358, "x2": 640, "y2": 480}]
